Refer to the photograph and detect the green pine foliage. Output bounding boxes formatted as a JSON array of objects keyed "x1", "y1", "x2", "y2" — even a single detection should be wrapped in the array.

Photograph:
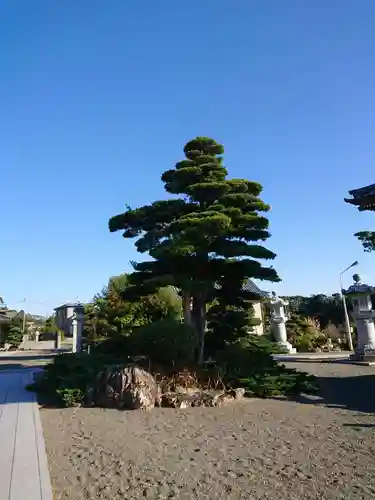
[
  {"x1": 6, "y1": 325, "x2": 23, "y2": 347},
  {"x1": 354, "y1": 230, "x2": 375, "y2": 252},
  {"x1": 109, "y1": 137, "x2": 280, "y2": 362},
  {"x1": 206, "y1": 302, "x2": 262, "y2": 354}
]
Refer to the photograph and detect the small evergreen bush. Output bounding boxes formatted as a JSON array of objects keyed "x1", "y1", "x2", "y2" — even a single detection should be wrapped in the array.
[
  {"x1": 29, "y1": 352, "x2": 114, "y2": 407},
  {"x1": 129, "y1": 318, "x2": 198, "y2": 368},
  {"x1": 213, "y1": 340, "x2": 318, "y2": 397},
  {"x1": 5, "y1": 326, "x2": 23, "y2": 348}
]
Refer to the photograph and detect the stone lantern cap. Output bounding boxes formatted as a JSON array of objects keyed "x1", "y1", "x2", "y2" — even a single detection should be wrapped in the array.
[{"x1": 342, "y1": 274, "x2": 375, "y2": 297}]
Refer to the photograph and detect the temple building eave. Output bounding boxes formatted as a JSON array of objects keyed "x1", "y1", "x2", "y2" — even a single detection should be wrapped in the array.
[{"x1": 344, "y1": 191, "x2": 375, "y2": 212}]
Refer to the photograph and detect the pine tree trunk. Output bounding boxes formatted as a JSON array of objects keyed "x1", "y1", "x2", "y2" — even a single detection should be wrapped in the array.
[
  {"x1": 182, "y1": 291, "x2": 192, "y2": 325},
  {"x1": 193, "y1": 295, "x2": 206, "y2": 365}
]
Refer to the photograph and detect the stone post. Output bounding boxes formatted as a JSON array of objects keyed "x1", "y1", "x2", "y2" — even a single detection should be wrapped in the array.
[
  {"x1": 72, "y1": 305, "x2": 85, "y2": 353},
  {"x1": 54, "y1": 331, "x2": 61, "y2": 350},
  {"x1": 54, "y1": 302, "x2": 85, "y2": 354},
  {"x1": 269, "y1": 292, "x2": 296, "y2": 354},
  {"x1": 343, "y1": 274, "x2": 375, "y2": 362}
]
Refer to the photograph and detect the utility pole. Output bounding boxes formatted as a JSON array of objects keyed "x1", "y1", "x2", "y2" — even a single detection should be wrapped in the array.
[
  {"x1": 340, "y1": 261, "x2": 358, "y2": 352},
  {"x1": 16, "y1": 298, "x2": 44, "y2": 334},
  {"x1": 20, "y1": 297, "x2": 27, "y2": 334}
]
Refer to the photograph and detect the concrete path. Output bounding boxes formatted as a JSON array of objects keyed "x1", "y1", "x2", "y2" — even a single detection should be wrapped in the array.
[
  {"x1": 0, "y1": 369, "x2": 53, "y2": 500},
  {"x1": 273, "y1": 351, "x2": 352, "y2": 362}
]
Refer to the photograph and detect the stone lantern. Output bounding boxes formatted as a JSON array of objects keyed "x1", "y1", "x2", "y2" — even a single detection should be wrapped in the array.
[
  {"x1": 269, "y1": 292, "x2": 296, "y2": 353},
  {"x1": 343, "y1": 274, "x2": 375, "y2": 362},
  {"x1": 54, "y1": 302, "x2": 85, "y2": 353}
]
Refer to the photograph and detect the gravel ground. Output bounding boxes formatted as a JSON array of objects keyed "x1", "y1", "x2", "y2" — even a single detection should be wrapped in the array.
[{"x1": 41, "y1": 361, "x2": 375, "y2": 500}]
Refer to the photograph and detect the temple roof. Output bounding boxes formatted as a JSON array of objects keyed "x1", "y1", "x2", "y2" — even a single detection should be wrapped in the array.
[
  {"x1": 214, "y1": 278, "x2": 268, "y2": 299},
  {"x1": 344, "y1": 183, "x2": 375, "y2": 211},
  {"x1": 173, "y1": 279, "x2": 268, "y2": 301}
]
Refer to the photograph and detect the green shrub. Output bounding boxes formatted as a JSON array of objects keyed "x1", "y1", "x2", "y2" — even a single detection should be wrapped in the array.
[
  {"x1": 287, "y1": 314, "x2": 323, "y2": 352},
  {"x1": 294, "y1": 335, "x2": 314, "y2": 352},
  {"x1": 239, "y1": 370, "x2": 318, "y2": 397},
  {"x1": 30, "y1": 352, "x2": 115, "y2": 406},
  {"x1": 245, "y1": 334, "x2": 289, "y2": 355},
  {"x1": 215, "y1": 336, "x2": 286, "y2": 377},
  {"x1": 129, "y1": 319, "x2": 198, "y2": 368},
  {"x1": 215, "y1": 342, "x2": 277, "y2": 379},
  {"x1": 212, "y1": 341, "x2": 318, "y2": 397},
  {"x1": 57, "y1": 388, "x2": 84, "y2": 407},
  {"x1": 206, "y1": 302, "x2": 262, "y2": 354},
  {"x1": 5, "y1": 326, "x2": 23, "y2": 347},
  {"x1": 29, "y1": 327, "x2": 318, "y2": 408},
  {"x1": 90, "y1": 336, "x2": 131, "y2": 357}
]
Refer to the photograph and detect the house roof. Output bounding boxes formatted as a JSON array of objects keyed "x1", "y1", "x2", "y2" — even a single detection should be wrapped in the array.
[
  {"x1": 5, "y1": 310, "x2": 21, "y2": 319},
  {"x1": 54, "y1": 302, "x2": 82, "y2": 311},
  {"x1": 0, "y1": 311, "x2": 13, "y2": 323}
]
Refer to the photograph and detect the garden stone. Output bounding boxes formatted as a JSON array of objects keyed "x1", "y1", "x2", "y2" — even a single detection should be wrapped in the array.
[
  {"x1": 228, "y1": 387, "x2": 246, "y2": 400},
  {"x1": 161, "y1": 388, "x2": 246, "y2": 408},
  {"x1": 87, "y1": 364, "x2": 161, "y2": 411}
]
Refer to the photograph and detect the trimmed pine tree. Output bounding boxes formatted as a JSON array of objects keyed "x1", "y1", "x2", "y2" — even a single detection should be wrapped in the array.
[{"x1": 109, "y1": 137, "x2": 279, "y2": 362}]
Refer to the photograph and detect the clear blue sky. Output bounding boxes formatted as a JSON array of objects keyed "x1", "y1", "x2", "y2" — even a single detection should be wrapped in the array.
[{"x1": 1, "y1": 1, "x2": 375, "y2": 315}]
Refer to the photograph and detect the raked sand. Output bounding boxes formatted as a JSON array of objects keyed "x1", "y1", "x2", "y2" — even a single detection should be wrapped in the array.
[{"x1": 41, "y1": 361, "x2": 375, "y2": 500}]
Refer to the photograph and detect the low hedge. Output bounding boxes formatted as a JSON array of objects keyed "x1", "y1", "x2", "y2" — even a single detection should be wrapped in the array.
[{"x1": 28, "y1": 341, "x2": 318, "y2": 408}]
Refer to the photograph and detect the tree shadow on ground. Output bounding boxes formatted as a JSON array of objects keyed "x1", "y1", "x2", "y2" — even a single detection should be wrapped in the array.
[
  {"x1": 283, "y1": 362, "x2": 375, "y2": 414},
  {"x1": 0, "y1": 353, "x2": 57, "y2": 370},
  {"x1": 343, "y1": 423, "x2": 375, "y2": 429},
  {"x1": 0, "y1": 363, "x2": 35, "y2": 371},
  {"x1": 0, "y1": 354, "x2": 58, "y2": 361}
]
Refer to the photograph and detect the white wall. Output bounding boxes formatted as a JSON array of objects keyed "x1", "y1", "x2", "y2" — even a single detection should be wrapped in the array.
[{"x1": 252, "y1": 302, "x2": 264, "y2": 335}]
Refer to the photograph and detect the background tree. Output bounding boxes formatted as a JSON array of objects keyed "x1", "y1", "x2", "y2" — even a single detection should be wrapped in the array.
[
  {"x1": 42, "y1": 315, "x2": 61, "y2": 333},
  {"x1": 355, "y1": 230, "x2": 375, "y2": 252},
  {"x1": 109, "y1": 137, "x2": 280, "y2": 362},
  {"x1": 286, "y1": 314, "x2": 324, "y2": 352},
  {"x1": 282, "y1": 293, "x2": 358, "y2": 351},
  {"x1": 297, "y1": 294, "x2": 344, "y2": 329},
  {"x1": 83, "y1": 274, "x2": 182, "y2": 341}
]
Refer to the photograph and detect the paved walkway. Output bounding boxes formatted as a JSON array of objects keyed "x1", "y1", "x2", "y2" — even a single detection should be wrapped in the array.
[{"x1": 0, "y1": 369, "x2": 53, "y2": 500}]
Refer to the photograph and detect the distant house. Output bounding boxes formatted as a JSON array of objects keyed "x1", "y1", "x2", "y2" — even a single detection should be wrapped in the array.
[{"x1": 54, "y1": 302, "x2": 83, "y2": 337}]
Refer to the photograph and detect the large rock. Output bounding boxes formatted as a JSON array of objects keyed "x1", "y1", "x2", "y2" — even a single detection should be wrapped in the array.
[{"x1": 86, "y1": 364, "x2": 161, "y2": 411}]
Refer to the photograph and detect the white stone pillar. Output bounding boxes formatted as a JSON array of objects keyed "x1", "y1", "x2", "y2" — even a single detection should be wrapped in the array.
[
  {"x1": 343, "y1": 275, "x2": 375, "y2": 362},
  {"x1": 269, "y1": 292, "x2": 296, "y2": 354},
  {"x1": 72, "y1": 318, "x2": 78, "y2": 353},
  {"x1": 72, "y1": 306, "x2": 84, "y2": 353},
  {"x1": 353, "y1": 314, "x2": 375, "y2": 354}
]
